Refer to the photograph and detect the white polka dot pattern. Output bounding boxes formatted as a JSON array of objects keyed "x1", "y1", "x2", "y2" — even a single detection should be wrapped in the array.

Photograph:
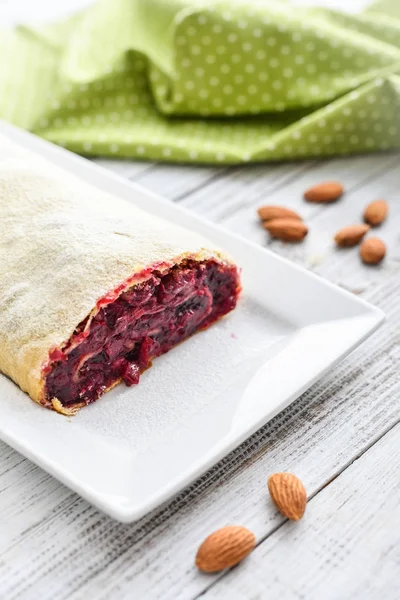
[{"x1": 0, "y1": 0, "x2": 399, "y2": 163}]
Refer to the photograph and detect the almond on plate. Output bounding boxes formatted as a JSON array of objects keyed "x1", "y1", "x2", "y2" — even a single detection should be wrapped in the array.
[
  {"x1": 195, "y1": 525, "x2": 256, "y2": 573},
  {"x1": 268, "y1": 473, "x2": 307, "y2": 521},
  {"x1": 304, "y1": 181, "x2": 344, "y2": 203},
  {"x1": 334, "y1": 224, "x2": 370, "y2": 247},
  {"x1": 257, "y1": 205, "x2": 302, "y2": 222},
  {"x1": 264, "y1": 218, "x2": 308, "y2": 242},
  {"x1": 360, "y1": 237, "x2": 386, "y2": 265},
  {"x1": 363, "y1": 199, "x2": 388, "y2": 226}
]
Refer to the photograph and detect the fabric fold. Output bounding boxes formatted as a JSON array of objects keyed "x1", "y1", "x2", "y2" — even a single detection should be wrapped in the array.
[{"x1": 0, "y1": 0, "x2": 399, "y2": 163}]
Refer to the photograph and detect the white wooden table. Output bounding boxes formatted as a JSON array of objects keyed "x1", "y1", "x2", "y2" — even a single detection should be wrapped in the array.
[
  {"x1": 2, "y1": 1, "x2": 400, "y2": 599},
  {"x1": 1, "y1": 150, "x2": 399, "y2": 600}
]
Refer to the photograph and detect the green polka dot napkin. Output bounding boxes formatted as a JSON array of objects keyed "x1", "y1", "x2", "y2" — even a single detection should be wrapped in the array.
[{"x1": 1, "y1": 0, "x2": 399, "y2": 163}]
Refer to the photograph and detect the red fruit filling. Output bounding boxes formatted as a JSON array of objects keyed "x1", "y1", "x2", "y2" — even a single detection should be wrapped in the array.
[{"x1": 44, "y1": 259, "x2": 240, "y2": 407}]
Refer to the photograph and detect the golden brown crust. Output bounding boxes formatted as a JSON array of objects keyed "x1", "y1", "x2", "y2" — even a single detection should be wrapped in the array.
[{"x1": 51, "y1": 398, "x2": 85, "y2": 416}]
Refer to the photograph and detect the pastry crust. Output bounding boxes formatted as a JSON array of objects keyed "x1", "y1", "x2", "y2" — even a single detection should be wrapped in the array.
[{"x1": 0, "y1": 135, "x2": 236, "y2": 409}]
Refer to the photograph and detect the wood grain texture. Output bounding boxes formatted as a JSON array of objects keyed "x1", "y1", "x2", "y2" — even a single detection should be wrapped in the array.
[
  {"x1": 132, "y1": 163, "x2": 229, "y2": 201},
  {"x1": 179, "y1": 154, "x2": 397, "y2": 220},
  {"x1": 0, "y1": 152, "x2": 399, "y2": 600},
  {"x1": 202, "y1": 422, "x2": 400, "y2": 600},
  {"x1": 92, "y1": 158, "x2": 154, "y2": 180}
]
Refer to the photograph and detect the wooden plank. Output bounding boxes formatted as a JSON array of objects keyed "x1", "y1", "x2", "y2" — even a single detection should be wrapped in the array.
[
  {"x1": 91, "y1": 158, "x2": 154, "y2": 180},
  {"x1": 179, "y1": 162, "x2": 314, "y2": 219},
  {"x1": 97, "y1": 160, "x2": 317, "y2": 217},
  {"x1": 130, "y1": 163, "x2": 230, "y2": 201},
  {"x1": 224, "y1": 156, "x2": 400, "y2": 293},
  {"x1": 0, "y1": 271, "x2": 398, "y2": 600},
  {"x1": 0, "y1": 444, "x2": 75, "y2": 553},
  {"x1": 93, "y1": 160, "x2": 233, "y2": 206},
  {"x1": 201, "y1": 422, "x2": 400, "y2": 600},
  {"x1": 180, "y1": 154, "x2": 397, "y2": 223},
  {"x1": 215, "y1": 153, "x2": 398, "y2": 229}
]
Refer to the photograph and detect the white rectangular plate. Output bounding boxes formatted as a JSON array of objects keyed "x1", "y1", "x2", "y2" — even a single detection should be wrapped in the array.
[{"x1": 0, "y1": 121, "x2": 384, "y2": 522}]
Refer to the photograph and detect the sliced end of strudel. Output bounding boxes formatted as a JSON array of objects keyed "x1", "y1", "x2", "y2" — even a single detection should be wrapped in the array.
[
  {"x1": 0, "y1": 137, "x2": 241, "y2": 414},
  {"x1": 43, "y1": 256, "x2": 240, "y2": 414}
]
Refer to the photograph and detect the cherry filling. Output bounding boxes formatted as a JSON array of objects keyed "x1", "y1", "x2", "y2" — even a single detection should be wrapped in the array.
[{"x1": 45, "y1": 260, "x2": 240, "y2": 407}]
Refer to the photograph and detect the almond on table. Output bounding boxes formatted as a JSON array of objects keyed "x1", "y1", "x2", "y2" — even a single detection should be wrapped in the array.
[
  {"x1": 257, "y1": 205, "x2": 302, "y2": 222},
  {"x1": 304, "y1": 181, "x2": 344, "y2": 203},
  {"x1": 264, "y1": 219, "x2": 308, "y2": 242},
  {"x1": 360, "y1": 237, "x2": 386, "y2": 265},
  {"x1": 268, "y1": 473, "x2": 307, "y2": 521},
  {"x1": 334, "y1": 224, "x2": 370, "y2": 248},
  {"x1": 195, "y1": 525, "x2": 256, "y2": 573},
  {"x1": 363, "y1": 199, "x2": 388, "y2": 226}
]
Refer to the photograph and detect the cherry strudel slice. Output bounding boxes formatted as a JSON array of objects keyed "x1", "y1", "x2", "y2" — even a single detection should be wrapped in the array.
[{"x1": 0, "y1": 137, "x2": 240, "y2": 414}]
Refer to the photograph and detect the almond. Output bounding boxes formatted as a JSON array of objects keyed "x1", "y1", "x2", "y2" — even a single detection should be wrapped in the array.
[
  {"x1": 360, "y1": 237, "x2": 386, "y2": 265},
  {"x1": 363, "y1": 199, "x2": 388, "y2": 226},
  {"x1": 304, "y1": 181, "x2": 344, "y2": 203},
  {"x1": 268, "y1": 473, "x2": 307, "y2": 521},
  {"x1": 257, "y1": 205, "x2": 302, "y2": 223},
  {"x1": 195, "y1": 525, "x2": 256, "y2": 573},
  {"x1": 334, "y1": 224, "x2": 370, "y2": 247},
  {"x1": 264, "y1": 218, "x2": 308, "y2": 242}
]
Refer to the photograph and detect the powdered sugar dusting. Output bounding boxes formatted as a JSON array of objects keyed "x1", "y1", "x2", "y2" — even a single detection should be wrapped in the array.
[
  {"x1": 75, "y1": 296, "x2": 294, "y2": 451},
  {"x1": 0, "y1": 134, "x2": 232, "y2": 402}
]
